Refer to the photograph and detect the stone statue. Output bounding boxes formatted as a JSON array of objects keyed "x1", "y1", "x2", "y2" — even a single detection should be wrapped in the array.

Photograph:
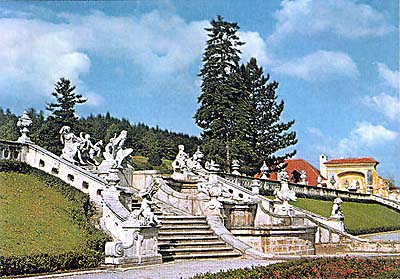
[
  {"x1": 278, "y1": 169, "x2": 289, "y2": 182},
  {"x1": 99, "y1": 130, "x2": 133, "y2": 173},
  {"x1": 331, "y1": 197, "x2": 344, "y2": 218},
  {"x1": 173, "y1": 145, "x2": 188, "y2": 169},
  {"x1": 60, "y1": 126, "x2": 84, "y2": 164},
  {"x1": 172, "y1": 145, "x2": 205, "y2": 180},
  {"x1": 205, "y1": 160, "x2": 221, "y2": 172},
  {"x1": 274, "y1": 182, "x2": 297, "y2": 202},
  {"x1": 132, "y1": 179, "x2": 160, "y2": 226},
  {"x1": 197, "y1": 174, "x2": 231, "y2": 214},
  {"x1": 260, "y1": 161, "x2": 269, "y2": 179},
  {"x1": 17, "y1": 111, "x2": 33, "y2": 143},
  {"x1": 300, "y1": 170, "x2": 307, "y2": 185},
  {"x1": 191, "y1": 146, "x2": 204, "y2": 170},
  {"x1": 89, "y1": 140, "x2": 103, "y2": 165},
  {"x1": 133, "y1": 196, "x2": 158, "y2": 226}
]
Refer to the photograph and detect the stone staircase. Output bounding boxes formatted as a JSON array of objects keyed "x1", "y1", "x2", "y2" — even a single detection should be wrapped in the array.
[{"x1": 157, "y1": 215, "x2": 241, "y2": 262}]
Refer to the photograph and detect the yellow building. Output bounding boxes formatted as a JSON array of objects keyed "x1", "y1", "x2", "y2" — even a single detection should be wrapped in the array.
[{"x1": 319, "y1": 155, "x2": 389, "y2": 197}]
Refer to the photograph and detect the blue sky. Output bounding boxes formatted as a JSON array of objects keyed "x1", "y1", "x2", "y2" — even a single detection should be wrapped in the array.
[{"x1": 0, "y1": 0, "x2": 399, "y2": 183}]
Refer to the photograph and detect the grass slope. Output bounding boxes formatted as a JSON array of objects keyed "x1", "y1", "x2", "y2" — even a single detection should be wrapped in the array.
[
  {"x1": 290, "y1": 198, "x2": 400, "y2": 235},
  {"x1": 0, "y1": 172, "x2": 90, "y2": 257}
]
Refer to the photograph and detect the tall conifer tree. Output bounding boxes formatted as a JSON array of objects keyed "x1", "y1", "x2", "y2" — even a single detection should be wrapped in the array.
[
  {"x1": 195, "y1": 15, "x2": 246, "y2": 170},
  {"x1": 37, "y1": 78, "x2": 86, "y2": 154},
  {"x1": 242, "y1": 58, "x2": 297, "y2": 174}
]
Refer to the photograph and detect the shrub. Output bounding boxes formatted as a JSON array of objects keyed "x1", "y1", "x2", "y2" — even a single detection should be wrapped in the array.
[{"x1": 190, "y1": 257, "x2": 400, "y2": 279}]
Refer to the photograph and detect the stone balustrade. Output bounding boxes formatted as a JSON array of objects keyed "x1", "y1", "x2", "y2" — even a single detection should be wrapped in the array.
[
  {"x1": 0, "y1": 140, "x2": 109, "y2": 204},
  {"x1": 102, "y1": 186, "x2": 162, "y2": 265},
  {"x1": 0, "y1": 140, "x2": 23, "y2": 161},
  {"x1": 221, "y1": 173, "x2": 400, "y2": 212}
]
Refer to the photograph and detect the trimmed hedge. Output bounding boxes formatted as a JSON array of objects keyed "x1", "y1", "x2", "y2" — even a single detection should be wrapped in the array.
[
  {"x1": 0, "y1": 160, "x2": 111, "y2": 276},
  {"x1": 190, "y1": 257, "x2": 400, "y2": 279},
  {"x1": 0, "y1": 252, "x2": 102, "y2": 276}
]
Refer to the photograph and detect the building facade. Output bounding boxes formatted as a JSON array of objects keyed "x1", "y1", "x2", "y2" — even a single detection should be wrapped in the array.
[{"x1": 320, "y1": 155, "x2": 389, "y2": 197}]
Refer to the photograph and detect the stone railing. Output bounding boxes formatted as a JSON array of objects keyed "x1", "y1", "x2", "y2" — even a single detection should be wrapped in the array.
[
  {"x1": 0, "y1": 140, "x2": 109, "y2": 204},
  {"x1": 370, "y1": 195, "x2": 400, "y2": 211},
  {"x1": 221, "y1": 174, "x2": 400, "y2": 212},
  {"x1": 25, "y1": 142, "x2": 108, "y2": 204},
  {"x1": 0, "y1": 140, "x2": 24, "y2": 161},
  {"x1": 215, "y1": 174, "x2": 400, "y2": 254},
  {"x1": 101, "y1": 186, "x2": 162, "y2": 265}
]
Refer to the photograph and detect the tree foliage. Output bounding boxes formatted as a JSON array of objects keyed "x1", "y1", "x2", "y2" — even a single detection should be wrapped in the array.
[
  {"x1": 242, "y1": 58, "x2": 297, "y2": 174},
  {"x1": 196, "y1": 16, "x2": 297, "y2": 175},
  {"x1": 195, "y1": 15, "x2": 246, "y2": 170}
]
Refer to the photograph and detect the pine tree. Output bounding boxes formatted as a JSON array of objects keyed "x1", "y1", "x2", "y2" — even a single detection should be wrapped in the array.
[
  {"x1": 37, "y1": 78, "x2": 86, "y2": 154},
  {"x1": 46, "y1": 78, "x2": 86, "y2": 125},
  {"x1": 242, "y1": 58, "x2": 297, "y2": 174},
  {"x1": 195, "y1": 15, "x2": 246, "y2": 170}
]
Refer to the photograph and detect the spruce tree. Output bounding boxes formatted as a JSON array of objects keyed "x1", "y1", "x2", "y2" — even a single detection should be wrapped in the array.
[
  {"x1": 195, "y1": 15, "x2": 246, "y2": 170},
  {"x1": 46, "y1": 78, "x2": 86, "y2": 125},
  {"x1": 243, "y1": 58, "x2": 297, "y2": 174},
  {"x1": 37, "y1": 78, "x2": 86, "y2": 154}
]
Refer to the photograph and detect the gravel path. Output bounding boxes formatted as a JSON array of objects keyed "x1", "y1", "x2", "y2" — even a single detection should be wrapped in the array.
[{"x1": 27, "y1": 259, "x2": 281, "y2": 279}]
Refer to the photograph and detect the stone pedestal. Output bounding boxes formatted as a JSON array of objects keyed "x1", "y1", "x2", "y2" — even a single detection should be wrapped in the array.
[
  {"x1": 223, "y1": 202, "x2": 257, "y2": 229},
  {"x1": 328, "y1": 216, "x2": 346, "y2": 232},
  {"x1": 273, "y1": 200, "x2": 294, "y2": 216},
  {"x1": 165, "y1": 177, "x2": 199, "y2": 194},
  {"x1": 105, "y1": 224, "x2": 162, "y2": 266}
]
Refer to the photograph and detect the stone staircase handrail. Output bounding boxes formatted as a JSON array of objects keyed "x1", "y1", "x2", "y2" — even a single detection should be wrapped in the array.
[
  {"x1": 26, "y1": 142, "x2": 109, "y2": 186},
  {"x1": 215, "y1": 173, "x2": 370, "y2": 244},
  {"x1": 221, "y1": 173, "x2": 400, "y2": 212}
]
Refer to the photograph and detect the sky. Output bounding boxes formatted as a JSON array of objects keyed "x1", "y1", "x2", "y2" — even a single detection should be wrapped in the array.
[{"x1": 0, "y1": 0, "x2": 399, "y2": 183}]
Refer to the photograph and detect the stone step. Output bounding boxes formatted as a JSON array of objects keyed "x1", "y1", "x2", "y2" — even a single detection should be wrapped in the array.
[
  {"x1": 160, "y1": 225, "x2": 210, "y2": 231},
  {"x1": 158, "y1": 241, "x2": 227, "y2": 249},
  {"x1": 159, "y1": 220, "x2": 208, "y2": 225},
  {"x1": 158, "y1": 230, "x2": 215, "y2": 236},
  {"x1": 161, "y1": 252, "x2": 241, "y2": 262},
  {"x1": 158, "y1": 235, "x2": 220, "y2": 242},
  {"x1": 158, "y1": 215, "x2": 206, "y2": 220},
  {"x1": 159, "y1": 246, "x2": 235, "y2": 254}
]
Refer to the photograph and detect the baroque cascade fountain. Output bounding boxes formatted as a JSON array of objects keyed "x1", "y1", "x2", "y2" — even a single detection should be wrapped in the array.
[{"x1": 1, "y1": 111, "x2": 400, "y2": 266}]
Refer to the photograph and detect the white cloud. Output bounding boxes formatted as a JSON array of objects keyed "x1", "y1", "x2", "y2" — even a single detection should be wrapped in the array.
[
  {"x1": 0, "y1": 11, "x2": 212, "y2": 106},
  {"x1": 0, "y1": 10, "x2": 276, "y2": 107},
  {"x1": 272, "y1": 50, "x2": 359, "y2": 81},
  {"x1": 0, "y1": 18, "x2": 93, "y2": 103},
  {"x1": 307, "y1": 127, "x2": 324, "y2": 138},
  {"x1": 364, "y1": 93, "x2": 400, "y2": 121},
  {"x1": 335, "y1": 122, "x2": 398, "y2": 156},
  {"x1": 238, "y1": 31, "x2": 270, "y2": 66},
  {"x1": 269, "y1": 0, "x2": 395, "y2": 43},
  {"x1": 377, "y1": 63, "x2": 400, "y2": 90}
]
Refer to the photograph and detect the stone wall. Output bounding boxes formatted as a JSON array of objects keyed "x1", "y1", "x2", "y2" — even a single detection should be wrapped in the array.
[{"x1": 232, "y1": 226, "x2": 316, "y2": 256}]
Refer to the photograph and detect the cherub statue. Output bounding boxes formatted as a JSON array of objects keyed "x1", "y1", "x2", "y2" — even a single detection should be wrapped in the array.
[
  {"x1": 331, "y1": 197, "x2": 344, "y2": 218},
  {"x1": 172, "y1": 145, "x2": 189, "y2": 173},
  {"x1": 100, "y1": 130, "x2": 133, "y2": 171}
]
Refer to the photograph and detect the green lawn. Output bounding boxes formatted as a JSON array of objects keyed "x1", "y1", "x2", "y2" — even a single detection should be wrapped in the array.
[
  {"x1": 290, "y1": 198, "x2": 400, "y2": 235},
  {"x1": 0, "y1": 172, "x2": 89, "y2": 257}
]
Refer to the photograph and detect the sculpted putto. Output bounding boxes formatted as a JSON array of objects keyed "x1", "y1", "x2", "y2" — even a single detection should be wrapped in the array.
[
  {"x1": 99, "y1": 130, "x2": 133, "y2": 172},
  {"x1": 172, "y1": 145, "x2": 204, "y2": 180},
  {"x1": 59, "y1": 126, "x2": 103, "y2": 166}
]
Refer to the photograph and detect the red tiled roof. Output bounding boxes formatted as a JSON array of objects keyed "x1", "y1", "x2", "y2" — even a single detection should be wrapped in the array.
[
  {"x1": 324, "y1": 157, "x2": 378, "y2": 165},
  {"x1": 269, "y1": 158, "x2": 321, "y2": 186}
]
